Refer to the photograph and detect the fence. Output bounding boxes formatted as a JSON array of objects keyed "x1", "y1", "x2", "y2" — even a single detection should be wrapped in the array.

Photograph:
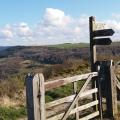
[
  {"x1": 26, "y1": 60, "x2": 120, "y2": 120},
  {"x1": 26, "y1": 72, "x2": 101, "y2": 120}
]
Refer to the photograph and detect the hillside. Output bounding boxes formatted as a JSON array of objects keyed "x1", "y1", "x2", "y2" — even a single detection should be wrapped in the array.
[
  {"x1": 0, "y1": 46, "x2": 10, "y2": 51},
  {"x1": 0, "y1": 42, "x2": 120, "y2": 63},
  {"x1": 0, "y1": 42, "x2": 120, "y2": 119}
]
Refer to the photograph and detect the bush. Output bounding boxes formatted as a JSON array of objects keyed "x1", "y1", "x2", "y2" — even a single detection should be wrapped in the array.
[
  {"x1": 0, "y1": 106, "x2": 27, "y2": 120},
  {"x1": 0, "y1": 75, "x2": 24, "y2": 98}
]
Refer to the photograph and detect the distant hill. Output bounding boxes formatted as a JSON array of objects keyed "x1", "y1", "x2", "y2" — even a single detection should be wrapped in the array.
[
  {"x1": 0, "y1": 46, "x2": 10, "y2": 51},
  {"x1": 0, "y1": 42, "x2": 120, "y2": 64},
  {"x1": 47, "y1": 43, "x2": 89, "y2": 49}
]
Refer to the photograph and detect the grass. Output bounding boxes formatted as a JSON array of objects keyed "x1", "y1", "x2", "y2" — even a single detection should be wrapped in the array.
[
  {"x1": 45, "y1": 80, "x2": 85, "y2": 102},
  {"x1": 48, "y1": 43, "x2": 89, "y2": 49},
  {"x1": 0, "y1": 106, "x2": 27, "y2": 120}
]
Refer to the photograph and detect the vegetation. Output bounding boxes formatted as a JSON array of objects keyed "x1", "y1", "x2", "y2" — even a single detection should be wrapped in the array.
[
  {"x1": 47, "y1": 43, "x2": 89, "y2": 49},
  {"x1": 0, "y1": 106, "x2": 27, "y2": 120},
  {"x1": 0, "y1": 42, "x2": 120, "y2": 119}
]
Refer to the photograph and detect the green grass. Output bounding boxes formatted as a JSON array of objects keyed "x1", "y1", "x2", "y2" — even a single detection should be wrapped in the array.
[
  {"x1": 0, "y1": 106, "x2": 27, "y2": 120},
  {"x1": 48, "y1": 43, "x2": 89, "y2": 49},
  {"x1": 45, "y1": 80, "x2": 85, "y2": 102}
]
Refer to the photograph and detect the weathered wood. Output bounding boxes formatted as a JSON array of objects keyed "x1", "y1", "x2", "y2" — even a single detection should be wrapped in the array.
[
  {"x1": 73, "y1": 82, "x2": 79, "y2": 120},
  {"x1": 89, "y1": 16, "x2": 97, "y2": 72},
  {"x1": 116, "y1": 76, "x2": 120, "y2": 90},
  {"x1": 39, "y1": 74, "x2": 46, "y2": 120},
  {"x1": 69, "y1": 100, "x2": 98, "y2": 115},
  {"x1": 79, "y1": 111, "x2": 99, "y2": 120},
  {"x1": 104, "y1": 61, "x2": 118, "y2": 118},
  {"x1": 93, "y1": 38, "x2": 112, "y2": 45},
  {"x1": 46, "y1": 88, "x2": 98, "y2": 109},
  {"x1": 45, "y1": 72, "x2": 98, "y2": 91},
  {"x1": 25, "y1": 74, "x2": 34, "y2": 120},
  {"x1": 97, "y1": 71, "x2": 103, "y2": 119},
  {"x1": 47, "y1": 100, "x2": 98, "y2": 120},
  {"x1": 62, "y1": 75, "x2": 93, "y2": 120},
  {"x1": 93, "y1": 23, "x2": 105, "y2": 31},
  {"x1": 33, "y1": 74, "x2": 40, "y2": 120},
  {"x1": 89, "y1": 16, "x2": 98, "y2": 112},
  {"x1": 93, "y1": 29, "x2": 114, "y2": 37},
  {"x1": 33, "y1": 74, "x2": 46, "y2": 120},
  {"x1": 47, "y1": 113, "x2": 64, "y2": 120}
]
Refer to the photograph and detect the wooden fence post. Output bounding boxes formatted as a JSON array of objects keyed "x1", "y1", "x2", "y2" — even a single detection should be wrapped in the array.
[
  {"x1": 26, "y1": 73, "x2": 34, "y2": 120},
  {"x1": 33, "y1": 73, "x2": 46, "y2": 120},
  {"x1": 26, "y1": 73, "x2": 46, "y2": 120},
  {"x1": 73, "y1": 82, "x2": 79, "y2": 120},
  {"x1": 104, "y1": 60, "x2": 118, "y2": 118}
]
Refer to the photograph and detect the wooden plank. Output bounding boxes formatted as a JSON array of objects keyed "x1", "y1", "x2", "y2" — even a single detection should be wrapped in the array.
[
  {"x1": 93, "y1": 38, "x2": 112, "y2": 45},
  {"x1": 110, "y1": 66, "x2": 118, "y2": 116},
  {"x1": 47, "y1": 100, "x2": 98, "y2": 120},
  {"x1": 33, "y1": 74, "x2": 46, "y2": 120},
  {"x1": 93, "y1": 23, "x2": 105, "y2": 31},
  {"x1": 79, "y1": 111, "x2": 99, "y2": 120},
  {"x1": 93, "y1": 29, "x2": 114, "y2": 37},
  {"x1": 39, "y1": 74, "x2": 46, "y2": 120},
  {"x1": 33, "y1": 74, "x2": 41, "y2": 120},
  {"x1": 46, "y1": 88, "x2": 98, "y2": 108},
  {"x1": 69, "y1": 100, "x2": 98, "y2": 115},
  {"x1": 97, "y1": 69, "x2": 103, "y2": 119},
  {"x1": 62, "y1": 75, "x2": 93, "y2": 120},
  {"x1": 47, "y1": 113, "x2": 64, "y2": 120},
  {"x1": 73, "y1": 82, "x2": 79, "y2": 120},
  {"x1": 46, "y1": 95, "x2": 74, "y2": 108},
  {"x1": 45, "y1": 72, "x2": 98, "y2": 91},
  {"x1": 116, "y1": 76, "x2": 120, "y2": 90}
]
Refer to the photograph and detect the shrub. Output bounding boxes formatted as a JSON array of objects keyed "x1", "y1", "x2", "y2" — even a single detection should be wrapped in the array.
[{"x1": 0, "y1": 106, "x2": 27, "y2": 120}]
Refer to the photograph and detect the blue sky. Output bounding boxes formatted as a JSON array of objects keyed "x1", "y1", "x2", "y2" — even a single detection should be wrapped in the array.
[{"x1": 0, "y1": 0, "x2": 120, "y2": 45}]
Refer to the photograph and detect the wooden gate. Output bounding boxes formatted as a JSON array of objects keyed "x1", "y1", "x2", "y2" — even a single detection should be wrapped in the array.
[{"x1": 26, "y1": 72, "x2": 101, "y2": 120}]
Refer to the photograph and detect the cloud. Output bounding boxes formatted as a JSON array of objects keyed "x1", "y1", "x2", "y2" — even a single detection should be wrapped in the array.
[
  {"x1": 112, "y1": 13, "x2": 120, "y2": 20},
  {"x1": 0, "y1": 8, "x2": 120, "y2": 45},
  {"x1": 43, "y1": 8, "x2": 72, "y2": 27},
  {"x1": 35, "y1": 9, "x2": 89, "y2": 44},
  {"x1": 14, "y1": 22, "x2": 33, "y2": 39},
  {"x1": 0, "y1": 24, "x2": 13, "y2": 40}
]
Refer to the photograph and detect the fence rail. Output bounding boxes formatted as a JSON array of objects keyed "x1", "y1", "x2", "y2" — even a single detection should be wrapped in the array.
[{"x1": 45, "y1": 72, "x2": 98, "y2": 91}]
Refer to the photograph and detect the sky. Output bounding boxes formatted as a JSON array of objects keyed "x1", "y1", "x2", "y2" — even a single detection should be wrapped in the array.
[{"x1": 0, "y1": 0, "x2": 120, "y2": 46}]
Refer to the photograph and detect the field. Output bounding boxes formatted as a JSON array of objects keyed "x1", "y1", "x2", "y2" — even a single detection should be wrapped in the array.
[{"x1": 0, "y1": 42, "x2": 120, "y2": 119}]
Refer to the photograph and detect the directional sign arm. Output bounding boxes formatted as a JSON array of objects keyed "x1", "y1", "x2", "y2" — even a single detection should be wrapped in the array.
[
  {"x1": 93, "y1": 38, "x2": 112, "y2": 45},
  {"x1": 93, "y1": 29, "x2": 114, "y2": 37}
]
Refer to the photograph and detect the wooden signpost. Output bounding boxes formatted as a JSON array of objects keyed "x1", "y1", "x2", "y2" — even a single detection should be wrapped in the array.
[
  {"x1": 93, "y1": 38, "x2": 112, "y2": 45},
  {"x1": 89, "y1": 16, "x2": 115, "y2": 72},
  {"x1": 89, "y1": 16, "x2": 116, "y2": 119},
  {"x1": 93, "y1": 29, "x2": 114, "y2": 37}
]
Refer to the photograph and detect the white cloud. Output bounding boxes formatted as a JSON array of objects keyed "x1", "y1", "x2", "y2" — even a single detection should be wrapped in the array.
[
  {"x1": 34, "y1": 9, "x2": 89, "y2": 45},
  {"x1": 0, "y1": 8, "x2": 120, "y2": 45},
  {"x1": 15, "y1": 22, "x2": 33, "y2": 38},
  {"x1": 0, "y1": 25, "x2": 13, "y2": 40},
  {"x1": 112, "y1": 13, "x2": 120, "y2": 20},
  {"x1": 43, "y1": 8, "x2": 72, "y2": 27}
]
